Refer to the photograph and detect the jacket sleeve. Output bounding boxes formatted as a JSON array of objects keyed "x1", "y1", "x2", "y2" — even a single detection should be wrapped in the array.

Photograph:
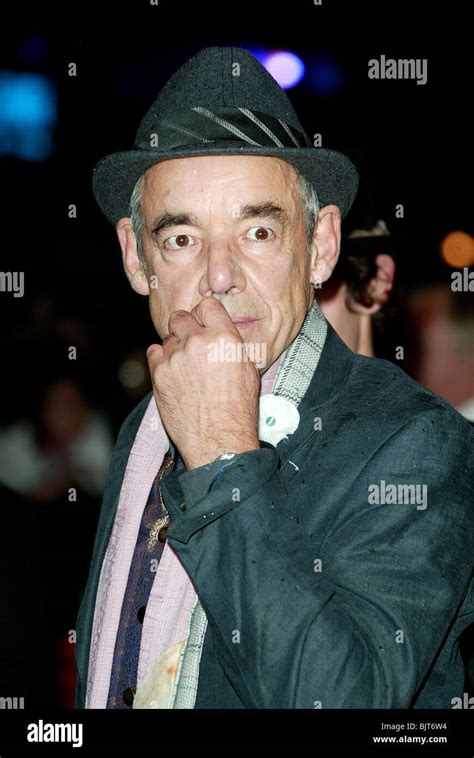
[{"x1": 161, "y1": 408, "x2": 474, "y2": 708}]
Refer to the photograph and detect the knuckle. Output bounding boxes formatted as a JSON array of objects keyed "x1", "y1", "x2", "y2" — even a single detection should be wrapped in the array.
[
  {"x1": 168, "y1": 310, "x2": 188, "y2": 327},
  {"x1": 219, "y1": 328, "x2": 240, "y2": 342},
  {"x1": 201, "y1": 297, "x2": 220, "y2": 312},
  {"x1": 185, "y1": 333, "x2": 203, "y2": 352}
]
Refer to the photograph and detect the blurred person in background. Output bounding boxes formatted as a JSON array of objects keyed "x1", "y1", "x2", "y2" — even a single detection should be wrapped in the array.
[
  {"x1": 0, "y1": 363, "x2": 114, "y2": 707},
  {"x1": 0, "y1": 485, "x2": 50, "y2": 707},
  {"x1": 405, "y1": 285, "x2": 474, "y2": 423},
  {"x1": 318, "y1": 219, "x2": 397, "y2": 358},
  {"x1": 0, "y1": 373, "x2": 114, "y2": 501}
]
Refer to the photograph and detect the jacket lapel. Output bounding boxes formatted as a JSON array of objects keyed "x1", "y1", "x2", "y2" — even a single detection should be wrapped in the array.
[{"x1": 273, "y1": 322, "x2": 354, "y2": 482}]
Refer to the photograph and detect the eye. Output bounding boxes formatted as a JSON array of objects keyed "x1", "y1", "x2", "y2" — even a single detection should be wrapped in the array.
[
  {"x1": 246, "y1": 226, "x2": 275, "y2": 242},
  {"x1": 165, "y1": 234, "x2": 195, "y2": 250}
]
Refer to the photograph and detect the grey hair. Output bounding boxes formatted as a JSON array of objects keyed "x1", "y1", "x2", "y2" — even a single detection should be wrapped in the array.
[
  {"x1": 129, "y1": 164, "x2": 320, "y2": 270},
  {"x1": 129, "y1": 174, "x2": 146, "y2": 268},
  {"x1": 294, "y1": 168, "x2": 320, "y2": 250}
]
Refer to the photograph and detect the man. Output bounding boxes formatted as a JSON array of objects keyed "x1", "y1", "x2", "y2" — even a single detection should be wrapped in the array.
[{"x1": 75, "y1": 46, "x2": 474, "y2": 709}]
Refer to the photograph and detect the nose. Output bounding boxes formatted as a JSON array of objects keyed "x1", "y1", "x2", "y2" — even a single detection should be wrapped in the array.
[{"x1": 198, "y1": 239, "x2": 247, "y2": 297}]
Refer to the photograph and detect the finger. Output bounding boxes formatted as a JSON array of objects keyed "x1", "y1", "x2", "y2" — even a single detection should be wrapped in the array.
[
  {"x1": 193, "y1": 296, "x2": 239, "y2": 334},
  {"x1": 161, "y1": 332, "x2": 184, "y2": 361},
  {"x1": 167, "y1": 309, "x2": 200, "y2": 341},
  {"x1": 146, "y1": 343, "x2": 165, "y2": 372}
]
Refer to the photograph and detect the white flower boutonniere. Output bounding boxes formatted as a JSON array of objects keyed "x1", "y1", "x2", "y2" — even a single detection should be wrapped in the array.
[{"x1": 258, "y1": 394, "x2": 300, "y2": 447}]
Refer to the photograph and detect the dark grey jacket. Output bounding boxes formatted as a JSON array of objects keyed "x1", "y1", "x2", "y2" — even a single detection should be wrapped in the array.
[{"x1": 75, "y1": 322, "x2": 474, "y2": 708}]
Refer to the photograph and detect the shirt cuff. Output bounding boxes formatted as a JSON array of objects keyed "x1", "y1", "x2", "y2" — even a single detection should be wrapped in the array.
[{"x1": 160, "y1": 441, "x2": 279, "y2": 544}]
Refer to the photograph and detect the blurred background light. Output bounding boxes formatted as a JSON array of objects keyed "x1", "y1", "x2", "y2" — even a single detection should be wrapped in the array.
[
  {"x1": 309, "y1": 56, "x2": 344, "y2": 95},
  {"x1": 17, "y1": 35, "x2": 48, "y2": 66},
  {"x1": 118, "y1": 359, "x2": 146, "y2": 389},
  {"x1": 261, "y1": 50, "x2": 305, "y2": 89},
  {"x1": 246, "y1": 47, "x2": 268, "y2": 65},
  {"x1": 440, "y1": 230, "x2": 474, "y2": 268},
  {"x1": 0, "y1": 71, "x2": 56, "y2": 160}
]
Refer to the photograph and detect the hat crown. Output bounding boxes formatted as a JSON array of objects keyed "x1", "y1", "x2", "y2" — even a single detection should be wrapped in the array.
[
  {"x1": 136, "y1": 46, "x2": 307, "y2": 144},
  {"x1": 92, "y1": 45, "x2": 359, "y2": 225}
]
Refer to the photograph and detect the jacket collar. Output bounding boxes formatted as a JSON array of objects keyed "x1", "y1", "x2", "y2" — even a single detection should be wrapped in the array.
[{"x1": 273, "y1": 321, "x2": 354, "y2": 474}]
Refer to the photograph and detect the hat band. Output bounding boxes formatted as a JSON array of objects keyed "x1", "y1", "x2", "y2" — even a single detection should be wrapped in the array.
[{"x1": 136, "y1": 106, "x2": 311, "y2": 151}]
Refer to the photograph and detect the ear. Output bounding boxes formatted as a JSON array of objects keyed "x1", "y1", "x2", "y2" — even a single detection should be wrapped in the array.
[
  {"x1": 116, "y1": 217, "x2": 149, "y2": 296},
  {"x1": 350, "y1": 253, "x2": 396, "y2": 315},
  {"x1": 309, "y1": 204, "x2": 342, "y2": 287}
]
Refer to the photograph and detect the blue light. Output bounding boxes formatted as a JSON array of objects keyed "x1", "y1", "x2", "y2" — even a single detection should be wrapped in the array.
[
  {"x1": 246, "y1": 48, "x2": 268, "y2": 66},
  {"x1": 0, "y1": 71, "x2": 56, "y2": 160},
  {"x1": 262, "y1": 51, "x2": 305, "y2": 90},
  {"x1": 309, "y1": 58, "x2": 344, "y2": 96},
  {"x1": 18, "y1": 36, "x2": 49, "y2": 66}
]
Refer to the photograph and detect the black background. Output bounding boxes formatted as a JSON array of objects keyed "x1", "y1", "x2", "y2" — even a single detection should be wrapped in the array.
[{"x1": 0, "y1": 0, "x2": 472, "y2": 742}]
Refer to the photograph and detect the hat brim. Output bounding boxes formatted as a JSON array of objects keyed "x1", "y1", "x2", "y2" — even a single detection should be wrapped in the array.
[{"x1": 92, "y1": 145, "x2": 359, "y2": 226}]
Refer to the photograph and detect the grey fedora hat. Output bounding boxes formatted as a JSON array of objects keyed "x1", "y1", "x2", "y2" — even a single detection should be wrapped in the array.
[{"x1": 92, "y1": 46, "x2": 359, "y2": 225}]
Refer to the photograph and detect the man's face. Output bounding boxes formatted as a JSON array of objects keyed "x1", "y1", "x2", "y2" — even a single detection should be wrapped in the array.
[{"x1": 129, "y1": 155, "x2": 317, "y2": 371}]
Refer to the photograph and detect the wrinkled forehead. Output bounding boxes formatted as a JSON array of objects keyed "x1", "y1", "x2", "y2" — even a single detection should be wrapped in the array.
[{"x1": 140, "y1": 154, "x2": 302, "y2": 217}]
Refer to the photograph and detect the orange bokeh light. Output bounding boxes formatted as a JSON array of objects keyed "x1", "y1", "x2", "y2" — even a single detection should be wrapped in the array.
[{"x1": 440, "y1": 230, "x2": 474, "y2": 268}]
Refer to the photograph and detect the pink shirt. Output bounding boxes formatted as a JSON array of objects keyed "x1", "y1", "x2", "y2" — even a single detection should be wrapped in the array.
[{"x1": 86, "y1": 353, "x2": 283, "y2": 708}]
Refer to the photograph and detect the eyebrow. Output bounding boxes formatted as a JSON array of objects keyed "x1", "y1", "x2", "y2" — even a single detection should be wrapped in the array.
[
  {"x1": 150, "y1": 202, "x2": 289, "y2": 237},
  {"x1": 239, "y1": 203, "x2": 289, "y2": 229},
  {"x1": 151, "y1": 212, "x2": 198, "y2": 237}
]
